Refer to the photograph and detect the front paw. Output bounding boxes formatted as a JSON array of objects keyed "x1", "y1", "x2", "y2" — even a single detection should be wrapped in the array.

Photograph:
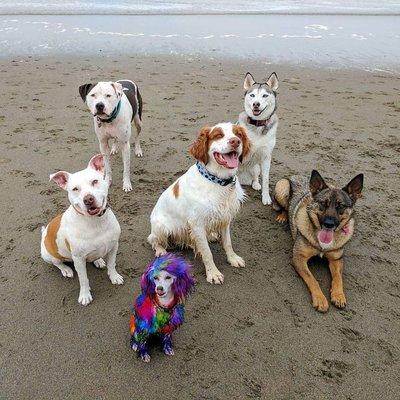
[
  {"x1": 140, "y1": 353, "x2": 151, "y2": 362},
  {"x1": 163, "y1": 347, "x2": 174, "y2": 356},
  {"x1": 228, "y1": 253, "x2": 245, "y2": 268},
  {"x1": 262, "y1": 192, "x2": 272, "y2": 205},
  {"x1": 123, "y1": 180, "x2": 132, "y2": 192},
  {"x1": 252, "y1": 181, "x2": 261, "y2": 191},
  {"x1": 109, "y1": 272, "x2": 124, "y2": 285},
  {"x1": 312, "y1": 292, "x2": 329, "y2": 313},
  {"x1": 78, "y1": 289, "x2": 93, "y2": 306},
  {"x1": 93, "y1": 258, "x2": 106, "y2": 269},
  {"x1": 331, "y1": 291, "x2": 347, "y2": 308},
  {"x1": 206, "y1": 268, "x2": 224, "y2": 284}
]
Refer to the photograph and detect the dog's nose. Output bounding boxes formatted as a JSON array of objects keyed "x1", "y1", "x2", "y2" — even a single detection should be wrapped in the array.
[
  {"x1": 229, "y1": 137, "x2": 241, "y2": 149},
  {"x1": 95, "y1": 102, "x2": 105, "y2": 111},
  {"x1": 157, "y1": 286, "x2": 164, "y2": 291},
  {"x1": 253, "y1": 102, "x2": 260, "y2": 108},
  {"x1": 83, "y1": 194, "x2": 95, "y2": 206},
  {"x1": 321, "y1": 217, "x2": 337, "y2": 230}
]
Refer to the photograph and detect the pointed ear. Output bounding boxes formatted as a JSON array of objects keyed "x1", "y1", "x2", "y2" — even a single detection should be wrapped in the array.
[
  {"x1": 232, "y1": 125, "x2": 251, "y2": 163},
  {"x1": 309, "y1": 170, "x2": 328, "y2": 196},
  {"x1": 190, "y1": 127, "x2": 210, "y2": 164},
  {"x1": 343, "y1": 174, "x2": 364, "y2": 203},
  {"x1": 266, "y1": 72, "x2": 279, "y2": 91},
  {"x1": 78, "y1": 83, "x2": 95, "y2": 102},
  {"x1": 88, "y1": 154, "x2": 105, "y2": 173},
  {"x1": 111, "y1": 82, "x2": 123, "y2": 97},
  {"x1": 49, "y1": 171, "x2": 70, "y2": 190},
  {"x1": 244, "y1": 72, "x2": 255, "y2": 91}
]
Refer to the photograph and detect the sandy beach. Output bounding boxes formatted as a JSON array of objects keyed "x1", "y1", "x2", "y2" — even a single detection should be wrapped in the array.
[{"x1": 0, "y1": 55, "x2": 399, "y2": 399}]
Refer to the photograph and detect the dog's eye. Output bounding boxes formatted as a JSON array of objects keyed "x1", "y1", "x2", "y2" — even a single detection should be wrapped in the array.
[
  {"x1": 318, "y1": 202, "x2": 326, "y2": 211},
  {"x1": 165, "y1": 276, "x2": 172, "y2": 280},
  {"x1": 90, "y1": 94, "x2": 95, "y2": 97},
  {"x1": 337, "y1": 203, "x2": 346, "y2": 213},
  {"x1": 92, "y1": 179, "x2": 98, "y2": 186},
  {"x1": 72, "y1": 187, "x2": 79, "y2": 192},
  {"x1": 263, "y1": 94, "x2": 268, "y2": 98},
  {"x1": 250, "y1": 94, "x2": 255, "y2": 98},
  {"x1": 154, "y1": 276, "x2": 159, "y2": 281},
  {"x1": 106, "y1": 94, "x2": 112, "y2": 98}
]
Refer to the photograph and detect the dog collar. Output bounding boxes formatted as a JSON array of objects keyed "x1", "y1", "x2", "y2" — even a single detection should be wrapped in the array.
[
  {"x1": 248, "y1": 101, "x2": 278, "y2": 131},
  {"x1": 97, "y1": 100, "x2": 121, "y2": 123},
  {"x1": 196, "y1": 161, "x2": 236, "y2": 187}
]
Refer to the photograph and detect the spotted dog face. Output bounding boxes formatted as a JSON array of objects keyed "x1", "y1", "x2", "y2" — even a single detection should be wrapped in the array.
[
  {"x1": 190, "y1": 122, "x2": 251, "y2": 178},
  {"x1": 307, "y1": 170, "x2": 364, "y2": 248},
  {"x1": 50, "y1": 154, "x2": 109, "y2": 217},
  {"x1": 79, "y1": 81, "x2": 123, "y2": 118},
  {"x1": 243, "y1": 72, "x2": 278, "y2": 120}
]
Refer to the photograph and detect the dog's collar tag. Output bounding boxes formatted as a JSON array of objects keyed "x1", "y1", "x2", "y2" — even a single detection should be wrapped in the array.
[
  {"x1": 97, "y1": 100, "x2": 122, "y2": 123},
  {"x1": 196, "y1": 161, "x2": 236, "y2": 187}
]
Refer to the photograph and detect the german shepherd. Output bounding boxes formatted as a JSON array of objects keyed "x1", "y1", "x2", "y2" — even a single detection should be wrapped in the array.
[{"x1": 273, "y1": 170, "x2": 364, "y2": 312}]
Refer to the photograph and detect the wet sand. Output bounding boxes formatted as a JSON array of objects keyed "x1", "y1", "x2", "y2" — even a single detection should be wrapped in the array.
[{"x1": 0, "y1": 55, "x2": 399, "y2": 399}]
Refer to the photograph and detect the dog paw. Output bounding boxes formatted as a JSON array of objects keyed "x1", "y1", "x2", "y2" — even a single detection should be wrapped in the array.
[
  {"x1": 123, "y1": 180, "x2": 132, "y2": 192},
  {"x1": 252, "y1": 181, "x2": 261, "y2": 191},
  {"x1": 135, "y1": 146, "x2": 143, "y2": 157},
  {"x1": 93, "y1": 258, "x2": 106, "y2": 269},
  {"x1": 164, "y1": 348, "x2": 174, "y2": 356},
  {"x1": 141, "y1": 353, "x2": 151, "y2": 362},
  {"x1": 331, "y1": 291, "x2": 347, "y2": 308},
  {"x1": 206, "y1": 269, "x2": 224, "y2": 285},
  {"x1": 131, "y1": 342, "x2": 138, "y2": 352},
  {"x1": 228, "y1": 253, "x2": 245, "y2": 268},
  {"x1": 262, "y1": 193, "x2": 272, "y2": 205},
  {"x1": 78, "y1": 290, "x2": 93, "y2": 306},
  {"x1": 155, "y1": 247, "x2": 167, "y2": 257},
  {"x1": 312, "y1": 293, "x2": 329, "y2": 313},
  {"x1": 276, "y1": 211, "x2": 288, "y2": 224},
  {"x1": 109, "y1": 272, "x2": 124, "y2": 285},
  {"x1": 60, "y1": 265, "x2": 74, "y2": 278}
]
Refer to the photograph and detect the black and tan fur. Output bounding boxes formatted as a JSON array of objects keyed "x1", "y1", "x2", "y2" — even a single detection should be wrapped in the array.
[{"x1": 273, "y1": 170, "x2": 364, "y2": 312}]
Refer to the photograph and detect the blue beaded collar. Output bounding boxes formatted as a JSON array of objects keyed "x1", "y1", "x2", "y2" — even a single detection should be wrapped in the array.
[{"x1": 196, "y1": 161, "x2": 236, "y2": 187}]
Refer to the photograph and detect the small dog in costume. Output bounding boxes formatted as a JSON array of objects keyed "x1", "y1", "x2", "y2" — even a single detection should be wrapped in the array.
[{"x1": 129, "y1": 253, "x2": 194, "y2": 362}]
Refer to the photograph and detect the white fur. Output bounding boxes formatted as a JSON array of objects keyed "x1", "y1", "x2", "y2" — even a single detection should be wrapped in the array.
[
  {"x1": 238, "y1": 74, "x2": 279, "y2": 205},
  {"x1": 154, "y1": 270, "x2": 176, "y2": 307},
  {"x1": 148, "y1": 122, "x2": 246, "y2": 285},
  {"x1": 85, "y1": 80, "x2": 142, "y2": 192},
  {"x1": 40, "y1": 155, "x2": 123, "y2": 306}
]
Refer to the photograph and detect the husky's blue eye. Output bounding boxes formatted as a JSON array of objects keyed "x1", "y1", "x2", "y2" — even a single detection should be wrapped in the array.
[
  {"x1": 263, "y1": 94, "x2": 268, "y2": 98},
  {"x1": 250, "y1": 94, "x2": 255, "y2": 98}
]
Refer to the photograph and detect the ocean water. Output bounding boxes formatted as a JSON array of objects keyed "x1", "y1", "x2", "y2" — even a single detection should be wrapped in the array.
[{"x1": 0, "y1": 0, "x2": 400, "y2": 15}]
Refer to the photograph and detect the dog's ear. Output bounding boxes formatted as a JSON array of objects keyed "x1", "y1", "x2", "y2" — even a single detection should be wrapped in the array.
[
  {"x1": 140, "y1": 272, "x2": 153, "y2": 296},
  {"x1": 266, "y1": 72, "x2": 279, "y2": 91},
  {"x1": 244, "y1": 72, "x2": 255, "y2": 91},
  {"x1": 309, "y1": 170, "x2": 328, "y2": 196},
  {"x1": 49, "y1": 171, "x2": 70, "y2": 190},
  {"x1": 343, "y1": 174, "x2": 364, "y2": 203},
  {"x1": 78, "y1": 83, "x2": 95, "y2": 102},
  {"x1": 88, "y1": 154, "x2": 105, "y2": 173},
  {"x1": 111, "y1": 82, "x2": 123, "y2": 98},
  {"x1": 190, "y1": 126, "x2": 210, "y2": 164},
  {"x1": 232, "y1": 125, "x2": 251, "y2": 163}
]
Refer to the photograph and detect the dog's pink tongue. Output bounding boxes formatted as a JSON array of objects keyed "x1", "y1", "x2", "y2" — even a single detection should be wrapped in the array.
[
  {"x1": 318, "y1": 229, "x2": 334, "y2": 244},
  {"x1": 222, "y1": 152, "x2": 239, "y2": 168}
]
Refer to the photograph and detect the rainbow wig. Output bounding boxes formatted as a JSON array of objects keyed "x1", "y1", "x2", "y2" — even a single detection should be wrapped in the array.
[{"x1": 129, "y1": 253, "x2": 194, "y2": 358}]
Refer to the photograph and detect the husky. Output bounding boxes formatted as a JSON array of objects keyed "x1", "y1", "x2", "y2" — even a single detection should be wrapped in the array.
[
  {"x1": 273, "y1": 170, "x2": 364, "y2": 312},
  {"x1": 238, "y1": 72, "x2": 279, "y2": 205}
]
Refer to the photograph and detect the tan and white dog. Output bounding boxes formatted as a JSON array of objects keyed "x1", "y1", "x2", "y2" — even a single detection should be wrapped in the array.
[
  {"x1": 238, "y1": 72, "x2": 279, "y2": 205},
  {"x1": 79, "y1": 80, "x2": 143, "y2": 192},
  {"x1": 40, "y1": 154, "x2": 123, "y2": 306},
  {"x1": 148, "y1": 122, "x2": 250, "y2": 284}
]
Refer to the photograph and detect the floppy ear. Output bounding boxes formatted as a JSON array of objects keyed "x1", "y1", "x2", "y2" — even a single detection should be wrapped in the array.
[
  {"x1": 309, "y1": 170, "x2": 328, "y2": 196},
  {"x1": 266, "y1": 72, "x2": 279, "y2": 91},
  {"x1": 111, "y1": 82, "x2": 123, "y2": 97},
  {"x1": 190, "y1": 127, "x2": 210, "y2": 164},
  {"x1": 343, "y1": 174, "x2": 364, "y2": 203},
  {"x1": 88, "y1": 154, "x2": 105, "y2": 173},
  {"x1": 49, "y1": 171, "x2": 70, "y2": 190},
  {"x1": 140, "y1": 272, "x2": 154, "y2": 296},
  {"x1": 244, "y1": 72, "x2": 255, "y2": 91},
  {"x1": 232, "y1": 125, "x2": 251, "y2": 163},
  {"x1": 78, "y1": 83, "x2": 95, "y2": 102}
]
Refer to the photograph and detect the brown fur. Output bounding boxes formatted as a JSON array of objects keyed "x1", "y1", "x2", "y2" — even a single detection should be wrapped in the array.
[
  {"x1": 232, "y1": 125, "x2": 251, "y2": 162},
  {"x1": 172, "y1": 180, "x2": 180, "y2": 198},
  {"x1": 273, "y1": 171, "x2": 363, "y2": 313},
  {"x1": 44, "y1": 214, "x2": 68, "y2": 261},
  {"x1": 190, "y1": 126, "x2": 212, "y2": 164}
]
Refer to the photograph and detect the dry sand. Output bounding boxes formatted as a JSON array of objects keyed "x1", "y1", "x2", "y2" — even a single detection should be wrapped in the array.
[{"x1": 0, "y1": 55, "x2": 399, "y2": 399}]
